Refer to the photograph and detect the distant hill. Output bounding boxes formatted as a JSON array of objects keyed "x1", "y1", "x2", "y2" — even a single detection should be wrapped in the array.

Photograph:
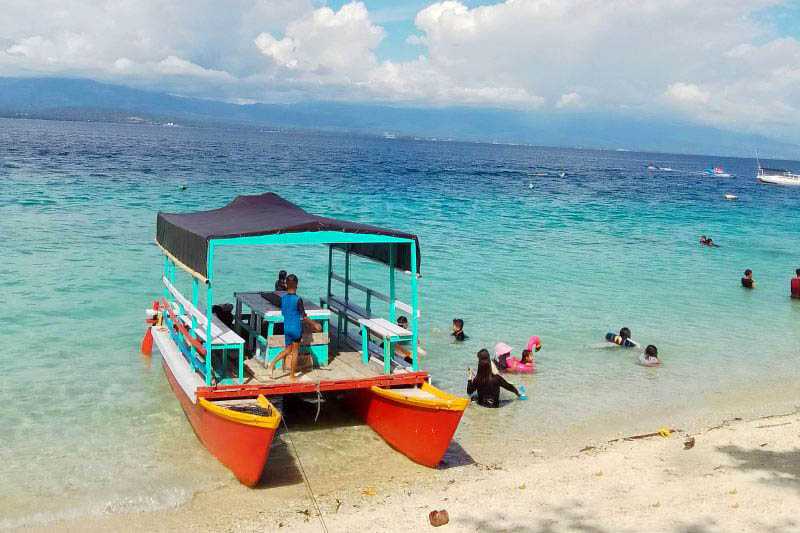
[{"x1": 1, "y1": 77, "x2": 797, "y2": 158}]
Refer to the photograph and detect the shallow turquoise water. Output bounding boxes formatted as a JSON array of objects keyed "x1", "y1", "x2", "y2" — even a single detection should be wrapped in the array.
[{"x1": 2, "y1": 118, "x2": 799, "y2": 526}]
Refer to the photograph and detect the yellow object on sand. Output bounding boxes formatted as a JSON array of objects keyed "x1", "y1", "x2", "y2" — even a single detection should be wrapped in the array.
[{"x1": 658, "y1": 427, "x2": 672, "y2": 438}]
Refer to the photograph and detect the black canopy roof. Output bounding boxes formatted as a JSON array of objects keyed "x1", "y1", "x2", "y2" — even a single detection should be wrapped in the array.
[{"x1": 156, "y1": 193, "x2": 420, "y2": 278}]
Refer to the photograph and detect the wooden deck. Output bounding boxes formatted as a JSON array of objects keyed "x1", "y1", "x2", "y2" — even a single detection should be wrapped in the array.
[{"x1": 197, "y1": 350, "x2": 428, "y2": 400}]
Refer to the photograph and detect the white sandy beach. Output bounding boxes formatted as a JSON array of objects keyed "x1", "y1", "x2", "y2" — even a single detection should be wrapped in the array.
[{"x1": 39, "y1": 406, "x2": 800, "y2": 533}]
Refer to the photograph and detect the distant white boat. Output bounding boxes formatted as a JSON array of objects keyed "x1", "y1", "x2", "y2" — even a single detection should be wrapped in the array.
[
  {"x1": 757, "y1": 166, "x2": 800, "y2": 186},
  {"x1": 723, "y1": 193, "x2": 738, "y2": 200},
  {"x1": 383, "y1": 132, "x2": 397, "y2": 139}
]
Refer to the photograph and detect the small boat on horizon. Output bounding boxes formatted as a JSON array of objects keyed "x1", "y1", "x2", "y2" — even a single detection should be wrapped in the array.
[
  {"x1": 703, "y1": 166, "x2": 732, "y2": 178},
  {"x1": 646, "y1": 164, "x2": 674, "y2": 172}
]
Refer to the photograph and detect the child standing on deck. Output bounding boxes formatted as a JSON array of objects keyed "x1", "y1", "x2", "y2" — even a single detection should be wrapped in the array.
[{"x1": 268, "y1": 274, "x2": 307, "y2": 382}]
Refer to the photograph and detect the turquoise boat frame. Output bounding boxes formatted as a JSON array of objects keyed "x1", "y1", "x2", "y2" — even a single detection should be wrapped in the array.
[{"x1": 158, "y1": 230, "x2": 420, "y2": 386}]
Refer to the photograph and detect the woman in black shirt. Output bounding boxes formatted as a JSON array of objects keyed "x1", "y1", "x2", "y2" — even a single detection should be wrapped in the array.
[{"x1": 467, "y1": 349, "x2": 520, "y2": 408}]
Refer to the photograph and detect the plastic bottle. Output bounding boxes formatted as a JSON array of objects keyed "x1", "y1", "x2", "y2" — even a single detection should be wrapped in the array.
[{"x1": 518, "y1": 385, "x2": 528, "y2": 400}]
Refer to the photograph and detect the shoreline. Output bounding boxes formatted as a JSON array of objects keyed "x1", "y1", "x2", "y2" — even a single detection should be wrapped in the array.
[{"x1": 31, "y1": 387, "x2": 800, "y2": 533}]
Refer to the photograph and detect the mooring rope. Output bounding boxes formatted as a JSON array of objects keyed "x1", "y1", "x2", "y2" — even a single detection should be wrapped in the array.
[
  {"x1": 314, "y1": 380, "x2": 322, "y2": 423},
  {"x1": 281, "y1": 415, "x2": 329, "y2": 533}
]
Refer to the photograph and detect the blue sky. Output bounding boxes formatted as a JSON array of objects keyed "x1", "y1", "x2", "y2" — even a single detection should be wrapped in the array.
[
  {"x1": 327, "y1": 0, "x2": 800, "y2": 61},
  {"x1": 325, "y1": 0, "x2": 502, "y2": 61},
  {"x1": 1, "y1": 1, "x2": 799, "y2": 144}
]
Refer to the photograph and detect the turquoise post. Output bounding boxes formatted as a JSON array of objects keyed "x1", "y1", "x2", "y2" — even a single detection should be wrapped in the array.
[
  {"x1": 170, "y1": 260, "x2": 183, "y2": 315},
  {"x1": 388, "y1": 244, "x2": 396, "y2": 322},
  {"x1": 344, "y1": 245, "x2": 351, "y2": 337},
  {"x1": 163, "y1": 255, "x2": 169, "y2": 300},
  {"x1": 410, "y1": 243, "x2": 419, "y2": 371},
  {"x1": 361, "y1": 323, "x2": 369, "y2": 364},
  {"x1": 190, "y1": 277, "x2": 199, "y2": 370},
  {"x1": 238, "y1": 345, "x2": 243, "y2": 384},
  {"x1": 326, "y1": 245, "x2": 333, "y2": 305},
  {"x1": 205, "y1": 243, "x2": 214, "y2": 386}
]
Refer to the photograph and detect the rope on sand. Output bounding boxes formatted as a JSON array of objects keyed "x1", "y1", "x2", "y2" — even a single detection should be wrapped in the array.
[{"x1": 281, "y1": 403, "x2": 329, "y2": 533}]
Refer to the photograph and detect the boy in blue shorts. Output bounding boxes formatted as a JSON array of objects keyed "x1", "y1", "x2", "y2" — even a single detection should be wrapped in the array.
[{"x1": 268, "y1": 274, "x2": 306, "y2": 381}]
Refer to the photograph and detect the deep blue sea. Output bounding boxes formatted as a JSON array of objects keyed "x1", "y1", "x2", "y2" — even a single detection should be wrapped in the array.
[{"x1": 2, "y1": 118, "x2": 799, "y2": 527}]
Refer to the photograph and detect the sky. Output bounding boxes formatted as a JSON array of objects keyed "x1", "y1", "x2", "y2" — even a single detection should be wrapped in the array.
[{"x1": 1, "y1": 0, "x2": 799, "y2": 143}]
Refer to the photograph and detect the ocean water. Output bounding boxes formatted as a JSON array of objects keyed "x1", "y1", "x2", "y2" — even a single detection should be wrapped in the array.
[{"x1": 2, "y1": 118, "x2": 800, "y2": 527}]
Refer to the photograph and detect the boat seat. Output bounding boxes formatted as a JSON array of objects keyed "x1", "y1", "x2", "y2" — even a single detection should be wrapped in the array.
[
  {"x1": 359, "y1": 318, "x2": 411, "y2": 339},
  {"x1": 179, "y1": 314, "x2": 245, "y2": 346},
  {"x1": 358, "y1": 318, "x2": 413, "y2": 374}
]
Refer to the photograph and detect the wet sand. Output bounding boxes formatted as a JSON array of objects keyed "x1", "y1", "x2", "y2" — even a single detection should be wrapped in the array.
[{"x1": 37, "y1": 403, "x2": 800, "y2": 533}]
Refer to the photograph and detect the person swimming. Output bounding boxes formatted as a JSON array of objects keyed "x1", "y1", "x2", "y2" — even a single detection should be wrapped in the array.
[
  {"x1": 451, "y1": 318, "x2": 467, "y2": 341},
  {"x1": 741, "y1": 269, "x2": 755, "y2": 289},
  {"x1": 467, "y1": 349, "x2": 521, "y2": 408},
  {"x1": 700, "y1": 236, "x2": 720, "y2": 247},
  {"x1": 606, "y1": 327, "x2": 636, "y2": 347},
  {"x1": 494, "y1": 342, "x2": 513, "y2": 370},
  {"x1": 519, "y1": 335, "x2": 541, "y2": 365},
  {"x1": 640, "y1": 344, "x2": 660, "y2": 366}
]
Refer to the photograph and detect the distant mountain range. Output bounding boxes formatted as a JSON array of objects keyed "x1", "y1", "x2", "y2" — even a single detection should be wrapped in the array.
[{"x1": 1, "y1": 77, "x2": 797, "y2": 159}]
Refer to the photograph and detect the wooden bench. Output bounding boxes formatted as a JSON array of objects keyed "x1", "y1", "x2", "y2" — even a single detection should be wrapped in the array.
[
  {"x1": 178, "y1": 315, "x2": 245, "y2": 346},
  {"x1": 359, "y1": 318, "x2": 413, "y2": 374},
  {"x1": 321, "y1": 295, "x2": 370, "y2": 346},
  {"x1": 163, "y1": 276, "x2": 245, "y2": 383}
]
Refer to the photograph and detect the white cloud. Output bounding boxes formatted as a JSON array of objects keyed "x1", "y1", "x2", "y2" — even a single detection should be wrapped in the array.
[
  {"x1": 664, "y1": 83, "x2": 711, "y2": 105},
  {"x1": 557, "y1": 92, "x2": 583, "y2": 109},
  {"x1": 255, "y1": 2, "x2": 383, "y2": 77},
  {"x1": 1, "y1": 0, "x2": 799, "y2": 141}
]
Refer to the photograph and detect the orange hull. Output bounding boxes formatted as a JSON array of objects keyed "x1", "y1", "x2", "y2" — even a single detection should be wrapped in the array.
[
  {"x1": 162, "y1": 357, "x2": 279, "y2": 486},
  {"x1": 347, "y1": 384, "x2": 468, "y2": 468}
]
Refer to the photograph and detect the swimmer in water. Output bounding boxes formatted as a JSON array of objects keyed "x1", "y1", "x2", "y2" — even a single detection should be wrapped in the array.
[
  {"x1": 791, "y1": 269, "x2": 800, "y2": 299},
  {"x1": 642, "y1": 344, "x2": 660, "y2": 365},
  {"x1": 520, "y1": 335, "x2": 541, "y2": 365},
  {"x1": 467, "y1": 349, "x2": 521, "y2": 408},
  {"x1": 494, "y1": 342, "x2": 513, "y2": 371},
  {"x1": 741, "y1": 269, "x2": 755, "y2": 289},
  {"x1": 606, "y1": 327, "x2": 636, "y2": 347},
  {"x1": 452, "y1": 318, "x2": 467, "y2": 341}
]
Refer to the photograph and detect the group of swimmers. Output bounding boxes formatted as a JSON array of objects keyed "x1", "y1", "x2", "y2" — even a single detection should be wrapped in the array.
[
  {"x1": 462, "y1": 320, "x2": 660, "y2": 408},
  {"x1": 740, "y1": 268, "x2": 800, "y2": 297},
  {"x1": 700, "y1": 237, "x2": 800, "y2": 296}
]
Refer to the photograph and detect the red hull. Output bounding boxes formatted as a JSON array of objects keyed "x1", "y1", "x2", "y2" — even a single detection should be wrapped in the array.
[
  {"x1": 347, "y1": 386, "x2": 467, "y2": 468},
  {"x1": 162, "y1": 358, "x2": 278, "y2": 486}
]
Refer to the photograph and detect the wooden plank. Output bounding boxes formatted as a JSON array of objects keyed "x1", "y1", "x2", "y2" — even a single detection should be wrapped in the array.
[
  {"x1": 364, "y1": 317, "x2": 411, "y2": 337},
  {"x1": 179, "y1": 315, "x2": 244, "y2": 345},
  {"x1": 236, "y1": 291, "x2": 330, "y2": 317},
  {"x1": 196, "y1": 370, "x2": 430, "y2": 400},
  {"x1": 334, "y1": 351, "x2": 380, "y2": 378},
  {"x1": 267, "y1": 332, "x2": 330, "y2": 348}
]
